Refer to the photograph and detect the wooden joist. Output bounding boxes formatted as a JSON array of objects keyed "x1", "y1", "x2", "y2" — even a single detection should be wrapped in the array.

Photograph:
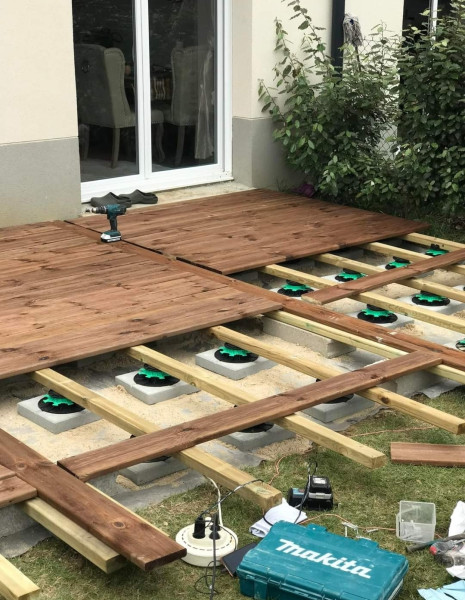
[
  {"x1": 21, "y1": 498, "x2": 126, "y2": 574},
  {"x1": 126, "y1": 346, "x2": 386, "y2": 469},
  {"x1": 391, "y1": 442, "x2": 465, "y2": 467},
  {"x1": 262, "y1": 264, "x2": 465, "y2": 333},
  {"x1": 307, "y1": 249, "x2": 465, "y2": 304},
  {"x1": 31, "y1": 369, "x2": 281, "y2": 511},
  {"x1": 0, "y1": 430, "x2": 185, "y2": 571},
  {"x1": 311, "y1": 253, "x2": 465, "y2": 303},
  {"x1": 209, "y1": 326, "x2": 465, "y2": 434},
  {"x1": 59, "y1": 351, "x2": 441, "y2": 481},
  {"x1": 0, "y1": 554, "x2": 39, "y2": 600}
]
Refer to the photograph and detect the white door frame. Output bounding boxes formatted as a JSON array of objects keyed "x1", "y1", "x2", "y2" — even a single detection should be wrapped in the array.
[{"x1": 80, "y1": 0, "x2": 232, "y2": 202}]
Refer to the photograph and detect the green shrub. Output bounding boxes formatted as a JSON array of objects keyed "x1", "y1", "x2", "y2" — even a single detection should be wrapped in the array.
[
  {"x1": 259, "y1": 0, "x2": 399, "y2": 209},
  {"x1": 396, "y1": 0, "x2": 465, "y2": 216}
]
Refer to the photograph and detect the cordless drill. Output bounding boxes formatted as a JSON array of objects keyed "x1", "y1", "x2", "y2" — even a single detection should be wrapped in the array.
[{"x1": 85, "y1": 204, "x2": 127, "y2": 242}]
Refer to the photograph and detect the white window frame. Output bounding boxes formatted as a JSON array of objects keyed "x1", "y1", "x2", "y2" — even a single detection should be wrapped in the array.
[{"x1": 80, "y1": 0, "x2": 232, "y2": 202}]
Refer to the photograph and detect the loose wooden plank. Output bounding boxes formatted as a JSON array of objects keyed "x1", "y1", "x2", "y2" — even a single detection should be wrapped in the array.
[
  {"x1": 307, "y1": 247, "x2": 465, "y2": 304},
  {"x1": 0, "y1": 431, "x2": 185, "y2": 571},
  {"x1": 126, "y1": 346, "x2": 386, "y2": 469},
  {"x1": 31, "y1": 369, "x2": 282, "y2": 511},
  {"x1": 69, "y1": 190, "x2": 427, "y2": 273},
  {"x1": 209, "y1": 326, "x2": 465, "y2": 434},
  {"x1": 59, "y1": 351, "x2": 441, "y2": 481},
  {"x1": 0, "y1": 477, "x2": 36, "y2": 508},
  {"x1": 0, "y1": 554, "x2": 40, "y2": 600},
  {"x1": 21, "y1": 498, "x2": 126, "y2": 573},
  {"x1": 391, "y1": 442, "x2": 465, "y2": 467}
]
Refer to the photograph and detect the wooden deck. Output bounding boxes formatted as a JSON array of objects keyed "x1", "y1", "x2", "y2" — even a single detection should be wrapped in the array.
[
  {"x1": 71, "y1": 190, "x2": 427, "y2": 274},
  {"x1": 0, "y1": 221, "x2": 279, "y2": 380}
]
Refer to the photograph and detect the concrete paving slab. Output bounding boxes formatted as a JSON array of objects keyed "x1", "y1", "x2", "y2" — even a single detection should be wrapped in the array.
[
  {"x1": 220, "y1": 426, "x2": 295, "y2": 452},
  {"x1": 397, "y1": 295, "x2": 463, "y2": 315},
  {"x1": 116, "y1": 371, "x2": 198, "y2": 404},
  {"x1": 195, "y1": 349, "x2": 275, "y2": 380},
  {"x1": 120, "y1": 457, "x2": 186, "y2": 486},
  {"x1": 262, "y1": 317, "x2": 355, "y2": 358},
  {"x1": 347, "y1": 311, "x2": 414, "y2": 329},
  {"x1": 17, "y1": 396, "x2": 100, "y2": 434},
  {"x1": 303, "y1": 392, "x2": 375, "y2": 423}
]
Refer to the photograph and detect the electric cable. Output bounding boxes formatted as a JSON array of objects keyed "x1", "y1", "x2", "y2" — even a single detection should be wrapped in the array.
[
  {"x1": 198, "y1": 478, "x2": 264, "y2": 520},
  {"x1": 294, "y1": 459, "x2": 317, "y2": 524}
]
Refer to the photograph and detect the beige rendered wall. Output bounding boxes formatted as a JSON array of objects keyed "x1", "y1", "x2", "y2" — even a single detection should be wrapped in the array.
[
  {"x1": 0, "y1": 0, "x2": 81, "y2": 226},
  {"x1": 231, "y1": 0, "x2": 404, "y2": 189}
]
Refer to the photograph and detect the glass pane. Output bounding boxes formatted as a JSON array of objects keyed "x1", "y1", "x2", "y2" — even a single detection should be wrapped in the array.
[
  {"x1": 149, "y1": 0, "x2": 217, "y2": 171},
  {"x1": 72, "y1": 1, "x2": 139, "y2": 182}
]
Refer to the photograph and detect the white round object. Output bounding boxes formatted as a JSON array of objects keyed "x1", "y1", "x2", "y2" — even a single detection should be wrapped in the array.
[{"x1": 176, "y1": 521, "x2": 238, "y2": 567}]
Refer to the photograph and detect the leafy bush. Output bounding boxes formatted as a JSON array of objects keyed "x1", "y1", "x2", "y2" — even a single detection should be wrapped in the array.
[
  {"x1": 395, "y1": 1, "x2": 465, "y2": 216},
  {"x1": 259, "y1": 0, "x2": 399, "y2": 208}
]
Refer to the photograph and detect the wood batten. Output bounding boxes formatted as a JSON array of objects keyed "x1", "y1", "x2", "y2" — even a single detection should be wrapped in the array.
[
  {"x1": 21, "y1": 498, "x2": 126, "y2": 573},
  {"x1": 59, "y1": 352, "x2": 441, "y2": 481},
  {"x1": 209, "y1": 326, "x2": 465, "y2": 434},
  {"x1": 31, "y1": 369, "x2": 281, "y2": 511},
  {"x1": 126, "y1": 345, "x2": 386, "y2": 469},
  {"x1": 306, "y1": 248, "x2": 465, "y2": 304},
  {"x1": 0, "y1": 554, "x2": 39, "y2": 600}
]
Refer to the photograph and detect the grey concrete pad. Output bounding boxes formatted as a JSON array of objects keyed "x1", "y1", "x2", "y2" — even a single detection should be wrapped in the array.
[
  {"x1": 220, "y1": 426, "x2": 294, "y2": 452},
  {"x1": 0, "y1": 506, "x2": 35, "y2": 539},
  {"x1": 116, "y1": 371, "x2": 198, "y2": 404},
  {"x1": 195, "y1": 349, "x2": 275, "y2": 380},
  {"x1": 303, "y1": 393, "x2": 375, "y2": 423},
  {"x1": 234, "y1": 270, "x2": 261, "y2": 285},
  {"x1": 397, "y1": 295, "x2": 463, "y2": 315},
  {"x1": 269, "y1": 287, "x2": 305, "y2": 299},
  {"x1": 262, "y1": 316, "x2": 355, "y2": 358},
  {"x1": 120, "y1": 457, "x2": 186, "y2": 486},
  {"x1": 347, "y1": 311, "x2": 414, "y2": 329},
  {"x1": 334, "y1": 352, "x2": 438, "y2": 397},
  {"x1": 17, "y1": 396, "x2": 100, "y2": 434}
]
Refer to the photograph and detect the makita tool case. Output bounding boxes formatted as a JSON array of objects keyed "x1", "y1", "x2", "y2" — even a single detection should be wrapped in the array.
[{"x1": 237, "y1": 522, "x2": 408, "y2": 600}]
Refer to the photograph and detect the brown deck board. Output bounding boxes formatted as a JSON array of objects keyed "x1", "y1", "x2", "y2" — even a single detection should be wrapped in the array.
[
  {"x1": 0, "y1": 222, "x2": 279, "y2": 380},
  {"x1": 306, "y1": 247, "x2": 465, "y2": 304},
  {"x1": 391, "y1": 442, "x2": 465, "y2": 467},
  {"x1": 0, "y1": 476, "x2": 36, "y2": 508},
  {"x1": 0, "y1": 430, "x2": 185, "y2": 570},
  {"x1": 59, "y1": 351, "x2": 441, "y2": 481},
  {"x1": 70, "y1": 190, "x2": 427, "y2": 274}
]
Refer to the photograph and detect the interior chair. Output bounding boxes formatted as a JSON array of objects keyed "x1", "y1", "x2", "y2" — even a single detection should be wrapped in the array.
[
  {"x1": 74, "y1": 43, "x2": 165, "y2": 168},
  {"x1": 162, "y1": 44, "x2": 213, "y2": 167}
]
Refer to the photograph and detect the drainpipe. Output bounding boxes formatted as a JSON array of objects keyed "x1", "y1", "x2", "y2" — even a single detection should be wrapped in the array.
[{"x1": 331, "y1": 0, "x2": 346, "y2": 69}]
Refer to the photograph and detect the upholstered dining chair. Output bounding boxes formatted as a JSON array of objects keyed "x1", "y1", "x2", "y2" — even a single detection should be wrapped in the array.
[{"x1": 74, "y1": 44, "x2": 165, "y2": 168}]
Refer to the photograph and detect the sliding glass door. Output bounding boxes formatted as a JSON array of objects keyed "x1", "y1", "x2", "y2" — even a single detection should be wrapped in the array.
[{"x1": 72, "y1": 0, "x2": 230, "y2": 200}]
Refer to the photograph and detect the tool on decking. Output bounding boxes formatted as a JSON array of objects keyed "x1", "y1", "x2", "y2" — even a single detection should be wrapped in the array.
[{"x1": 85, "y1": 204, "x2": 127, "y2": 242}]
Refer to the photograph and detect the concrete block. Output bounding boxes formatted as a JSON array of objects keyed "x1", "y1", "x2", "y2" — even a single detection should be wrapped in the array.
[
  {"x1": 269, "y1": 287, "x2": 306, "y2": 300},
  {"x1": 120, "y1": 458, "x2": 186, "y2": 486},
  {"x1": 397, "y1": 295, "x2": 463, "y2": 315},
  {"x1": 17, "y1": 396, "x2": 100, "y2": 434},
  {"x1": 220, "y1": 425, "x2": 294, "y2": 452},
  {"x1": 88, "y1": 473, "x2": 120, "y2": 496},
  {"x1": 262, "y1": 316, "x2": 355, "y2": 358},
  {"x1": 281, "y1": 258, "x2": 315, "y2": 273},
  {"x1": 234, "y1": 270, "x2": 261, "y2": 285},
  {"x1": 195, "y1": 349, "x2": 275, "y2": 380},
  {"x1": 347, "y1": 311, "x2": 414, "y2": 329},
  {"x1": 0, "y1": 506, "x2": 35, "y2": 538},
  {"x1": 303, "y1": 393, "x2": 375, "y2": 423},
  {"x1": 116, "y1": 371, "x2": 198, "y2": 404},
  {"x1": 334, "y1": 352, "x2": 438, "y2": 397}
]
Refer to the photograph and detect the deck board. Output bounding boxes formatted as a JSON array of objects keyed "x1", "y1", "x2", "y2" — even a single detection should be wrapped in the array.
[
  {"x1": 70, "y1": 190, "x2": 428, "y2": 273},
  {"x1": 0, "y1": 222, "x2": 279, "y2": 380}
]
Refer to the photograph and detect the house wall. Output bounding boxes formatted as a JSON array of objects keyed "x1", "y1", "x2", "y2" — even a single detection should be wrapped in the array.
[
  {"x1": 231, "y1": 0, "x2": 404, "y2": 190},
  {"x1": 0, "y1": 0, "x2": 81, "y2": 227}
]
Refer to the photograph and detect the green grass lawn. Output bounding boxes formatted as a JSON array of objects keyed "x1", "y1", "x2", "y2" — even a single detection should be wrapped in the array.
[{"x1": 10, "y1": 387, "x2": 465, "y2": 600}]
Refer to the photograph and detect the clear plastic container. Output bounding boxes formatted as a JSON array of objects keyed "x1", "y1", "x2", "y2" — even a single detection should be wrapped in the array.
[{"x1": 396, "y1": 501, "x2": 436, "y2": 543}]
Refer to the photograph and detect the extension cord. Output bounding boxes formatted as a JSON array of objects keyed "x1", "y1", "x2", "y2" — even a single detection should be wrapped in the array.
[{"x1": 176, "y1": 520, "x2": 238, "y2": 567}]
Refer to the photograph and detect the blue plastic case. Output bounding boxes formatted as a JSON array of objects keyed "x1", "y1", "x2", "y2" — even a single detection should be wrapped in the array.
[{"x1": 237, "y1": 522, "x2": 408, "y2": 600}]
